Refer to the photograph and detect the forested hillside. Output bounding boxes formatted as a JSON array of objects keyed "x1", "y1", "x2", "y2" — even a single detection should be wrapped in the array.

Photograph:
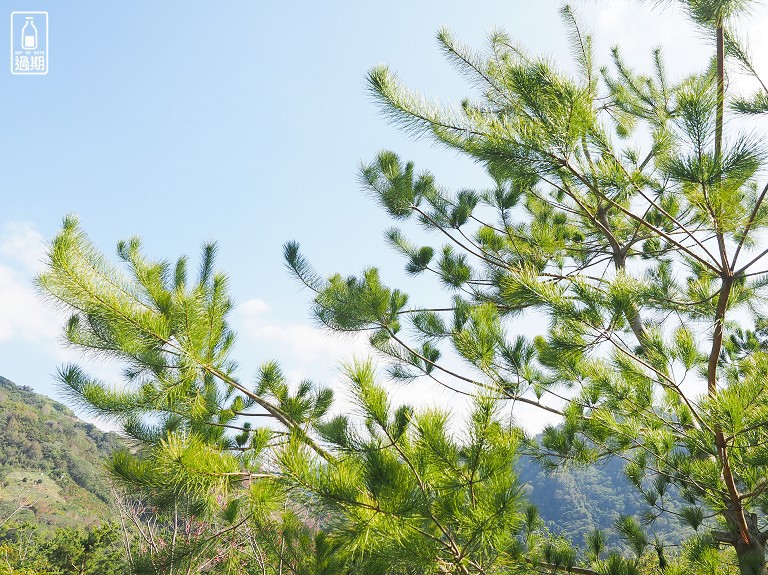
[
  {"x1": 0, "y1": 375, "x2": 123, "y2": 528},
  {"x1": 519, "y1": 456, "x2": 690, "y2": 546},
  {"x1": 0, "y1": 373, "x2": 685, "y2": 545}
]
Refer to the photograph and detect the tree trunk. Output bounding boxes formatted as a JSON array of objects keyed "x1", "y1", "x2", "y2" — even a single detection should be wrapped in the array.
[
  {"x1": 735, "y1": 539, "x2": 766, "y2": 575},
  {"x1": 734, "y1": 514, "x2": 767, "y2": 575}
]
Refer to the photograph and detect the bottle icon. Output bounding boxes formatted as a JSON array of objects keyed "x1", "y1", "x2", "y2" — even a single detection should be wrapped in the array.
[{"x1": 21, "y1": 17, "x2": 37, "y2": 50}]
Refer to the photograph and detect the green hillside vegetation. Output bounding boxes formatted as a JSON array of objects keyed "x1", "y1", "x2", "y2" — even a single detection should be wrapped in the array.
[
  {"x1": 0, "y1": 373, "x2": 688, "y2": 560},
  {"x1": 0, "y1": 522, "x2": 127, "y2": 575},
  {"x1": 0, "y1": 375, "x2": 123, "y2": 529},
  {"x1": 518, "y1": 455, "x2": 691, "y2": 547}
]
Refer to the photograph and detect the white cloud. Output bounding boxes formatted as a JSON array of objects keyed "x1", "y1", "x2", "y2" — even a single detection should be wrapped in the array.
[
  {"x1": 593, "y1": 1, "x2": 631, "y2": 32},
  {"x1": 0, "y1": 221, "x2": 47, "y2": 272},
  {"x1": 0, "y1": 266, "x2": 57, "y2": 342},
  {"x1": 244, "y1": 322, "x2": 370, "y2": 363},
  {"x1": 236, "y1": 298, "x2": 371, "y2": 364},
  {"x1": 0, "y1": 222, "x2": 60, "y2": 343},
  {"x1": 239, "y1": 297, "x2": 269, "y2": 316},
  {"x1": 728, "y1": 14, "x2": 768, "y2": 96}
]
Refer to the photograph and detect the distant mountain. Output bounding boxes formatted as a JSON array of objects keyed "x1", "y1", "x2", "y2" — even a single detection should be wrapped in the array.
[
  {"x1": 0, "y1": 375, "x2": 124, "y2": 529},
  {"x1": 519, "y1": 454, "x2": 691, "y2": 546}
]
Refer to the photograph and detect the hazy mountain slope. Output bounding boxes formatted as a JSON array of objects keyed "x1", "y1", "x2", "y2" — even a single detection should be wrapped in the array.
[
  {"x1": 0, "y1": 375, "x2": 123, "y2": 528},
  {"x1": 519, "y1": 454, "x2": 691, "y2": 546}
]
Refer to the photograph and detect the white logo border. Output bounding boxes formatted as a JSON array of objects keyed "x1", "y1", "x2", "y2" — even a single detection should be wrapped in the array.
[{"x1": 10, "y1": 11, "x2": 49, "y2": 76}]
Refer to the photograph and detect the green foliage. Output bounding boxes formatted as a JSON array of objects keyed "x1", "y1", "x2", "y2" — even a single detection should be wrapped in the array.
[
  {"x1": 36, "y1": 2, "x2": 768, "y2": 575},
  {"x1": 282, "y1": 2, "x2": 768, "y2": 574},
  {"x1": 280, "y1": 361, "x2": 525, "y2": 574},
  {"x1": 0, "y1": 522, "x2": 127, "y2": 575},
  {"x1": 37, "y1": 219, "x2": 346, "y2": 573}
]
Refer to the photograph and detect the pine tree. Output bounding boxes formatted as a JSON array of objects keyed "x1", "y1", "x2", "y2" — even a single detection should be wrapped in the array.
[
  {"x1": 282, "y1": 2, "x2": 768, "y2": 574},
  {"x1": 36, "y1": 219, "x2": 535, "y2": 574},
  {"x1": 38, "y1": 2, "x2": 768, "y2": 574},
  {"x1": 279, "y1": 360, "x2": 527, "y2": 575},
  {"x1": 36, "y1": 219, "x2": 340, "y2": 573}
]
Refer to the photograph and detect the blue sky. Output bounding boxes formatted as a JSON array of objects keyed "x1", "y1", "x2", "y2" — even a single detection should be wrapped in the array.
[{"x1": 2, "y1": 1, "x2": 764, "y2": 429}]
